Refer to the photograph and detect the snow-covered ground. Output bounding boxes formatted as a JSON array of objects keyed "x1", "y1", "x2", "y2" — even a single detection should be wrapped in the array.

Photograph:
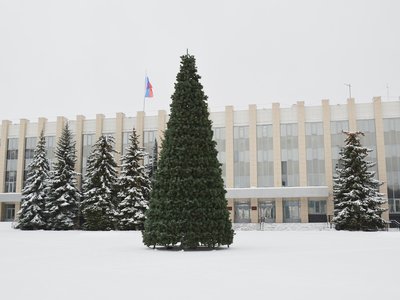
[{"x1": 1, "y1": 222, "x2": 399, "y2": 300}]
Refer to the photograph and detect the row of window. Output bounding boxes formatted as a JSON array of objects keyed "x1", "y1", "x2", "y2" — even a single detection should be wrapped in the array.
[{"x1": 233, "y1": 199, "x2": 327, "y2": 223}]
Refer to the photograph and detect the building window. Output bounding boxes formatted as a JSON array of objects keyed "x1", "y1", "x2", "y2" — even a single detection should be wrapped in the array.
[
  {"x1": 5, "y1": 138, "x2": 18, "y2": 193},
  {"x1": 82, "y1": 134, "x2": 95, "y2": 176},
  {"x1": 234, "y1": 199, "x2": 251, "y2": 223},
  {"x1": 45, "y1": 136, "x2": 56, "y2": 170},
  {"x1": 257, "y1": 125, "x2": 274, "y2": 187},
  {"x1": 283, "y1": 199, "x2": 300, "y2": 223},
  {"x1": 143, "y1": 130, "x2": 157, "y2": 166},
  {"x1": 212, "y1": 127, "x2": 226, "y2": 184},
  {"x1": 258, "y1": 199, "x2": 275, "y2": 223},
  {"x1": 357, "y1": 119, "x2": 378, "y2": 177},
  {"x1": 308, "y1": 199, "x2": 327, "y2": 214},
  {"x1": 384, "y1": 118, "x2": 400, "y2": 213},
  {"x1": 281, "y1": 124, "x2": 299, "y2": 187},
  {"x1": 122, "y1": 132, "x2": 130, "y2": 156},
  {"x1": 331, "y1": 121, "x2": 349, "y2": 174},
  {"x1": 305, "y1": 122, "x2": 325, "y2": 186},
  {"x1": 24, "y1": 137, "x2": 37, "y2": 186},
  {"x1": 234, "y1": 126, "x2": 250, "y2": 188}
]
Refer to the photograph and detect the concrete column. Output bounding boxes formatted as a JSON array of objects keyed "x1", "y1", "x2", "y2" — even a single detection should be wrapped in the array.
[
  {"x1": 115, "y1": 112, "x2": 125, "y2": 169},
  {"x1": 0, "y1": 120, "x2": 11, "y2": 193},
  {"x1": 136, "y1": 111, "x2": 145, "y2": 148},
  {"x1": 300, "y1": 198, "x2": 309, "y2": 223},
  {"x1": 297, "y1": 101, "x2": 308, "y2": 223},
  {"x1": 95, "y1": 114, "x2": 105, "y2": 140},
  {"x1": 37, "y1": 117, "x2": 47, "y2": 136},
  {"x1": 16, "y1": 119, "x2": 28, "y2": 193},
  {"x1": 225, "y1": 106, "x2": 234, "y2": 188},
  {"x1": 373, "y1": 97, "x2": 389, "y2": 220},
  {"x1": 322, "y1": 100, "x2": 334, "y2": 216},
  {"x1": 157, "y1": 110, "x2": 167, "y2": 149},
  {"x1": 272, "y1": 103, "x2": 281, "y2": 187},
  {"x1": 75, "y1": 115, "x2": 85, "y2": 188},
  {"x1": 297, "y1": 101, "x2": 307, "y2": 187},
  {"x1": 250, "y1": 198, "x2": 258, "y2": 223},
  {"x1": 347, "y1": 98, "x2": 357, "y2": 132},
  {"x1": 249, "y1": 105, "x2": 258, "y2": 187},
  {"x1": 14, "y1": 202, "x2": 21, "y2": 219},
  {"x1": 275, "y1": 198, "x2": 283, "y2": 223},
  {"x1": 56, "y1": 116, "x2": 66, "y2": 142}
]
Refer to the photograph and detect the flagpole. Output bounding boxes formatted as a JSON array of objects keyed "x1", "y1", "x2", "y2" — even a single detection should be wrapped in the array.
[{"x1": 143, "y1": 72, "x2": 146, "y2": 113}]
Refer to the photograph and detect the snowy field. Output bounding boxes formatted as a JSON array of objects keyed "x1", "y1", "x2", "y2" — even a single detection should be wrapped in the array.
[{"x1": 1, "y1": 222, "x2": 399, "y2": 300}]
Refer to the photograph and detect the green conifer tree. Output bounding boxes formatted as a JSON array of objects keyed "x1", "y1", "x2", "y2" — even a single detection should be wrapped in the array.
[
  {"x1": 81, "y1": 135, "x2": 118, "y2": 230},
  {"x1": 333, "y1": 131, "x2": 387, "y2": 230},
  {"x1": 117, "y1": 129, "x2": 151, "y2": 230},
  {"x1": 46, "y1": 123, "x2": 80, "y2": 230},
  {"x1": 16, "y1": 131, "x2": 50, "y2": 230},
  {"x1": 143, "y1": 54, "x2": 234, "y2": 249}
]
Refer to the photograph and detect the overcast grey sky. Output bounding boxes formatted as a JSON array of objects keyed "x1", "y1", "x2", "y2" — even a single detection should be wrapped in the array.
[{"x1": 0, "y1": 0, "x2": 399, "y2": 122}]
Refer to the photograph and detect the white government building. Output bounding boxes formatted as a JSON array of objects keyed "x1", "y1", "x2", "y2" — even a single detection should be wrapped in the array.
[{"x1": 1, "y1": 97, "x2": 399, "y2": 224}]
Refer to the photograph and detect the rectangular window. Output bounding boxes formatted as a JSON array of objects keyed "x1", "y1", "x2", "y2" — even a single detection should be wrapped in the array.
[
  {"x1": 281, "y1": 124, "x2": 299, "y2": 187},
  {"x1": 82, "y1": 134, "x2": 95, "y2": 176},
  {"x1": 234, "y1": 199, "x2": 251, "y2": 223},
  {"x1": 305, "y1": 122, "x2": 325, "y2": 186},
  {"x1": 257, "y1": 125, "x2": 274, "y2": 187},
  {"x1": 330, "y1": 121, "x2": 349, "y2": 175},
  {"x1": 24, "y1": 137, "x2": 37, "y2": 186},
  {"x1": 234, "y1": 126, "x2": 250, "y2": 188},
  {"x1": 5, "y1": 138, "x2": 18, "y2": 193},
  {"x1": 45, "y1": 136, "x2": 56, "y2": 170},
  {"x1": 122, "y1": 132, "x2": 130, "y2": 156},
  {"x1": 357, "y1": 120, "x2": 378, "y2": 177},
  {"x1": 212, "y1": 127, "x2": 226, "y2": 184},
  {"x1": 308, "y1": 200, "x2": 327, "y2": 214},
  {"x1": 143, "y1": 130, "x2": 157, "y2": 166},
  {"x1": 384, "y1": 118, "x2": 400, "y2": 213}
]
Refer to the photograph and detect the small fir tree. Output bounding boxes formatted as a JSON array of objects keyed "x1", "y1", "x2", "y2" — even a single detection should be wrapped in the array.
[
  {"x1": 16, "y1": 131, "x2": 50, "y2": 230},
  {"x1": 116, "y1": 129, "x2": 151, "y2": 230},
  {"x1": 333, "y1": 131, "x2": 387, "y2": 231},
  {"x1": 81, "y1": 135, "x2": 118, "y2": 231},
  {"x1": 46, "y1": 124, "x2": 80, "y2": 230},
  {"x1": 143, "y1": 54, "x2": 234, "y2": 249}
]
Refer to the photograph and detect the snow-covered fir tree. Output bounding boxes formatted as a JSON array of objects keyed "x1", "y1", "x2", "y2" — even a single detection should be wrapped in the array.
[
  {"x1": 116, "y1": 129, "x2": 151, "y2": 230},
  {"x1": 46, "y1": 123, "x2": 80, "y2": 230},
  {"x1": 333, "y1": 131, "x2": 387, "y2": 231},
  {"x1": 80, "y1": 135, "x2": 118, "y2": 231},
  {"x1": 16, "y1": 131, "x2": 50, "y2": 230}
]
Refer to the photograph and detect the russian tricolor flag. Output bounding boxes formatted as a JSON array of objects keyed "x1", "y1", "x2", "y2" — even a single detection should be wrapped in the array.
[{"x1": 145, "y1": 76, "x2": 153, "y2": 98}]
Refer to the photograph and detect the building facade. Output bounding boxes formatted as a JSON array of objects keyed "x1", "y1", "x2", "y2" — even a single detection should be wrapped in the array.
[{"x1": 1, "y1": 97, "x2": 399, "y2": 224}]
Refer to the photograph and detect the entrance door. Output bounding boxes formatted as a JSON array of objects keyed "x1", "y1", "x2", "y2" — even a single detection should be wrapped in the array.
[
  {"x1": 5, "y1": 204, "x2": 15, "y2": 221},
  {"x1": 259, "y1": 200, "x2": 275, "y2": 223},
  {"x1": 283, "y1": 199, "x2": 301, "y2": 223}
]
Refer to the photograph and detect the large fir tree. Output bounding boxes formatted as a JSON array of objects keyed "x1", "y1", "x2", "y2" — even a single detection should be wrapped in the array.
[
  {"x1": 81, "y1": 135, "x2": 118, "y2": 230},
  {"x1": 333, "y1": 131, "x2": 387, "y2": 231},
  {"x1": 16, "y1": 131, "x2": 50, "y2": 230},
  {"x1": 46, "y1": 124, "x2": 80, "y2": 230},
  {"x1": 143, "y1": 54, "x2": 234, "y2": 249},
  {"x1": 116, "y1": 129, "x2": 151, "y2": 230}
]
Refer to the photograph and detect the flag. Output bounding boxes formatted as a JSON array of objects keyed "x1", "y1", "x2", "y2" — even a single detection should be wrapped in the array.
[{"x1": 145, "y1": 76, "x2": 153, "y2": 98}]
